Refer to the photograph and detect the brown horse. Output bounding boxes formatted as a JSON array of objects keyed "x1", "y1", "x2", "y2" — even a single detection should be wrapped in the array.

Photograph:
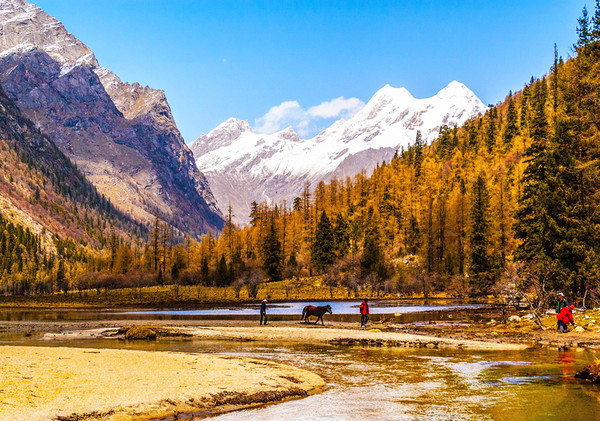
[{"x1": 301, "y1": 304, "x2": 332, "y2": 325}]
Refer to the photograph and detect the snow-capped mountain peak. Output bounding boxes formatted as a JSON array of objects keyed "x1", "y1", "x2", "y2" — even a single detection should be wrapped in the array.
[
  {"x1": 373, "y1": 84, "x2": 414, "y2": 100},
  {"x1": 435, "y1": 80, "x2": 479, "y2": 101},
  {"x1": 278, "y1": 126, "x2": 300, "y2": 142},
  {"x1": 0, "y1": 0, "x2": 99, "y2": 69},
  {"x1": 191, "y1": 82, "x2": 487, "y2": 224},
  {"x1": 194, "y1": 118, "x2": 254, "y2": 153},
  {"x1": 212, "y1": 117, "x2": 253, "y2": 135}
]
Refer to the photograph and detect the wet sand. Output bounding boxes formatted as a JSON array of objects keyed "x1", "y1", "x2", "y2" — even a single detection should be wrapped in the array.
[
  {"x1": 34, "y1": 320, "x2": 529, "y2": 350},
  {"x1": 0, "y1": 345, "x2": 325, "y2": 421},
  {"x1": 5, "y1": 313, "x2": 600, "y2": 349},
  {"x1": 176, "y1": 324, "x2": 529, "y2": 350}
]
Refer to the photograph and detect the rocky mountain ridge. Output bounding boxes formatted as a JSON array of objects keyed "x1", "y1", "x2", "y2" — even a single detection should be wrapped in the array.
[
  {"x1": 0, "y1": 0, "x2": 223, "y2": 235},
  {"x1": 191, "y1": 82, "x2": 486, "y2": 223},
  {"x1": 0, "y1": 82, "x2": 144, "y2": 250}
]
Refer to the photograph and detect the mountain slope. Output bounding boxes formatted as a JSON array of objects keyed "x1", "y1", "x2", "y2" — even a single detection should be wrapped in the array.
[
  {"x1": 0, "y1": 83, "x2": 142, "y2": 248},
  {"x1": 191, "y1": 82, "x2": 486, "y2": 223},
  {"x1": 0, "y1": 0, "x2": 223, "y2": 235}
]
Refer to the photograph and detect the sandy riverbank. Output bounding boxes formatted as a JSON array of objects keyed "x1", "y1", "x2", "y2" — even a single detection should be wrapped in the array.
[
  {"x1": 178, "y1": 325, "x2": 530, "y2": 350},
  {"x1": 5, "y1": 308, "x2": 600, "y2": 350},
  {"x1": 0, "y1": 345, "x2": 325, "y2": 421},
  {"x1": 37, "y1": 321, "x2": 528, "y2": 351}
]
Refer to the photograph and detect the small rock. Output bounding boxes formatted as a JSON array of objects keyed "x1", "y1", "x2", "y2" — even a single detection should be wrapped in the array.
[
  {"x1": 508, "y1": 315, "x2": 522, "y2": 322},
  {"x1": 573, "y1": 326, "x2": 585, "y2": 333},
  {"x1": 522, "y1": 313, "x2": 535, "y2": 320},
  {"x1": 575, "y1": 360, "x2": 600, "y2": 383},
  {"x1": 546, "y1": 309, "x2": 557, "y2": 315},
  {"x1": 124, "y1": 326, "x2": 157, "y2": 340}
]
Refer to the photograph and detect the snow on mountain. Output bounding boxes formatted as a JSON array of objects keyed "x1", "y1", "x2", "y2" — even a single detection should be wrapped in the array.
[
  {"x1": 0, "y1": 0, "x2": 98, "y2": 68},
  {"x1": 191, "y1": 82, "x2": 487, "y2": 224}
]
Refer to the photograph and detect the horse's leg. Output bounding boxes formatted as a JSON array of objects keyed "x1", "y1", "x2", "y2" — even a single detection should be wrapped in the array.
[{"x1": 321, "y1": 316, "x2": 325, "y2": 326}]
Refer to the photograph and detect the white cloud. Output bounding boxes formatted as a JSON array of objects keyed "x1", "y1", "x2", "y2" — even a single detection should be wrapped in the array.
[
  {"x1": 254, "y1": 96, "x2": 365, "y2": 137},
  {"x1": 308, "y1": 97, "x2": 365, "y2": 119},
  {"x1": 254, "y1": 101, "x2": 305, "y2": 135}
]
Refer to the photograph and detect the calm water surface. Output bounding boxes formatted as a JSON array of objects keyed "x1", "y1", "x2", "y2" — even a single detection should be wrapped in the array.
[
  {"x1": 0, "y1": 300, "x2": 491, "y2": 324},
  {"x1": 2, "y1": 334, "x2": 599, "y2": 420}
]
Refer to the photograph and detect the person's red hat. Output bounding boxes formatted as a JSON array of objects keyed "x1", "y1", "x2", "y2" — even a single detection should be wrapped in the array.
[{"x1": 569, "y1": 305, "x2": 575, "y2": 309}]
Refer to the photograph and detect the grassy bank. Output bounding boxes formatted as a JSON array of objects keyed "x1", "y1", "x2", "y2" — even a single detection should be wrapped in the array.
[{"x1": 0, "y1": 276, "x2": 494, "y2": 308}]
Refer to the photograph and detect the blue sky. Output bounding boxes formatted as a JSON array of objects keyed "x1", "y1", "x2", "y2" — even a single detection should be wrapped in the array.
[{"x1": 35, "y1": 0, "x2": 584, "y2": 141}]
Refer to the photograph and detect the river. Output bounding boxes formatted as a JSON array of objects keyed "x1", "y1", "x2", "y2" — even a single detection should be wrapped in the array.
[
  {"x1": 0, "y1": 300, "x2": 491, "y2": 324},
  {"x1": 1, "y1": 302, "x2": 599, "y2": 419}
]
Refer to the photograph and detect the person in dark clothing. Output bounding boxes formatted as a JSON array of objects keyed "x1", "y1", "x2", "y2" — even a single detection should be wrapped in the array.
[
  {"x1": 556, "y1": 292, "x2": 568, "y2": 314},
  {"x1": 360, "y1": 298, "x2": 369, "y2": 327},
  {"x1": 557, "y1": 304, "x2": 575, "y2": 333},
  {"x1": 260, "y1": 299, "x2": 268, "y2": 325}
]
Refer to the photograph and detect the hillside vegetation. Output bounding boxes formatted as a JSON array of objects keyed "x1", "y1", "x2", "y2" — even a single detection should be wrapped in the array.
[{"x1": 0, "y1": 86, "x2": 145, "y2": 295}]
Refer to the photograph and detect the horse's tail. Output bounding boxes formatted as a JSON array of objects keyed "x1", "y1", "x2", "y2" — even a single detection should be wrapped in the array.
[{"x1": 301, "y1": 306, "x2": 307, "y2": 320}]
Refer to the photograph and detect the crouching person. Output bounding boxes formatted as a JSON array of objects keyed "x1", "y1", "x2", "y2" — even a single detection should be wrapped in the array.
[{"x1": 557, "y1": 304, "x2": 575, "y2": 333}]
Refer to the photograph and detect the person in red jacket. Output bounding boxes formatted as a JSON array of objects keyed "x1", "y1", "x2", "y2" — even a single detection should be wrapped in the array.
[
  {"x1": 557, "y1": 304, "x2": 575, "y2": 333},
  {"x1": 360, "y1": 298, "x2": 369, "y2": 327}
]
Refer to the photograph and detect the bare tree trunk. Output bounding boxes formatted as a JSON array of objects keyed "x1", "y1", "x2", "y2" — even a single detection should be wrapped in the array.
[{"x1": 522, "y1": 293, "x2": 548, "y2": 330}]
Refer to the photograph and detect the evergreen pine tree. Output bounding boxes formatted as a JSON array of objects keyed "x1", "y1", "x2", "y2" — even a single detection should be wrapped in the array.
[
  {"x1": 262, "y1": 222, "x2": 282, "y2": 282},
  {"x1": 200, "y1": 255, "x2": 209, "y2": 285},
  {"x1": 530, "y1": 79, "x2": 548, "y2": 142},
  {"x1": 333, "y1": 213, "x2": 350, "y2": 257},
  {"x1": 552, "y1": 44, "x2": 560, "y2": 112},
  {"x1": 469, "y1": 172, "x2": 493, "y2": 293},
  {"x1": 249, "y1": 201, "x2": 260, "y2": 227},
  {"x1": 520, "y1": 85, "x2": 531, "y2": 135},
  {"x1": 414, "y1": 130, "x2": 424, "y2": 178},
  {"x1": 515, "y1": 121, "x2": 573, "y2": 293},
  {"x1": 215, "y1": 255, "x2": 228, "y2": 287},
  {"x1": 360, "y1": 224, "x2": 387, "y2": 282},
  {"x1": 504, "y1": 97, "x2": 518, "y2": 148},
  {"x1": 577, "y1": 6, "x2": 591, "y2": 49},
  {"x1": 311, "y1": 211, "x2": 336, "y2": 271},
  {"x1": 486, "y1": 108, "x2": 497, "y2": 152},
  {"x1": 592, "y1": 0, "x2": 600, "y2": 41}
]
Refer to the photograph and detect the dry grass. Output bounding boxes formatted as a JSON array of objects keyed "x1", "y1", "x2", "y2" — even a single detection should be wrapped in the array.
[{"x1": 0, "y1": 277, "x2": 470, "y2": 308}]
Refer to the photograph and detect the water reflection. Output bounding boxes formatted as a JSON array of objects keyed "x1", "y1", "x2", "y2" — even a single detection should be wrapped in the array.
[
  {"x1": 207, "y1": 344, "x2": 600, "y2": 421},
  {"x1": 0, "y1": 300, "x2": 490, "y2": 324}
]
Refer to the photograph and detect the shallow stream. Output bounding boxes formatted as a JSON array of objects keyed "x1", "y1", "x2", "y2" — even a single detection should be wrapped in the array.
[
  {"x1": 2, "y1": 335, "x2": 599, "y2": 420},
  {"x1": 1, "y1": 303, "x2": 598, "y2": 419}
]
